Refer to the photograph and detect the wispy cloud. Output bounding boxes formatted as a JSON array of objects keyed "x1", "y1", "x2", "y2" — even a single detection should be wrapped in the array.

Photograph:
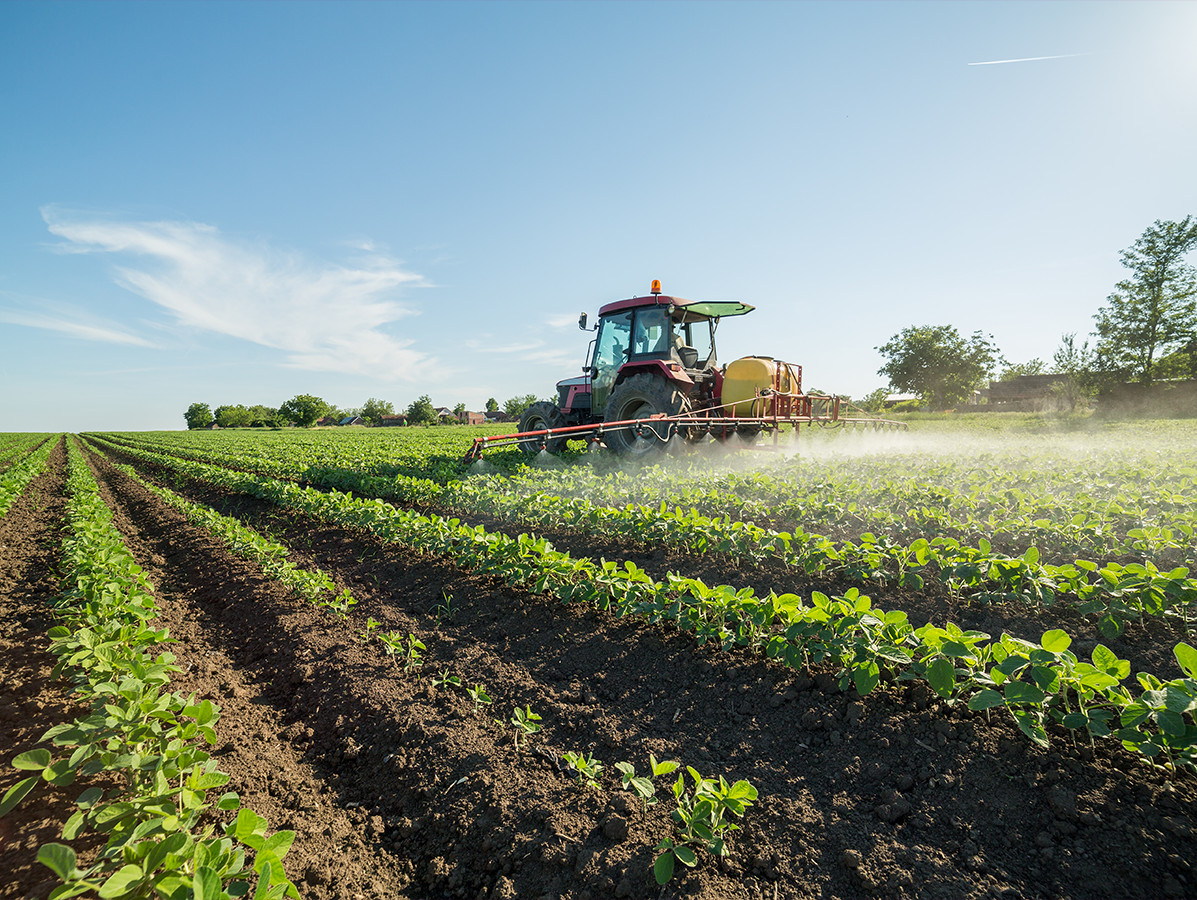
[
  {"x1": 41, "y1": 208, "x2": 432, "y2": 378},
  {"x1": 0, "y1": 302, "x2": 154, "y2": 344},
  {"x1": 968, "y1": 53, "x2": 1088, "y2": 67}
]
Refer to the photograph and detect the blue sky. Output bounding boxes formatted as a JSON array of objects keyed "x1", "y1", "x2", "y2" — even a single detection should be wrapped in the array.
[{"x1": 2, "y1": 1, "x2": 1195, "y2": 431}]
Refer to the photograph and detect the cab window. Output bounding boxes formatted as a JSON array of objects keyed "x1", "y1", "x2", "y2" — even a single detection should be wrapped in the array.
[{"x1": 631, "y1": 307, "x2": 669, "y2": 356}]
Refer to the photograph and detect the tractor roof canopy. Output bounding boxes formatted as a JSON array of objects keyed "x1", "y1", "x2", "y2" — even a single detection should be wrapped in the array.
[{"x1": 597, "y1": 294, "x2": 755, "y2": 320}]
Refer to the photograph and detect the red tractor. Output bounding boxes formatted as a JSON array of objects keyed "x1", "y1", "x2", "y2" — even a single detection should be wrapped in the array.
[{"x1": 465, "y1": 281, "x2": 903, "y2": 462}]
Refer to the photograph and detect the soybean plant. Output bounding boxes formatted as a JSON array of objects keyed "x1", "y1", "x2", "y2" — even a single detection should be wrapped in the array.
[
  {"x1": 561, "y1": 751, "x2": 604, "y2": 789},
  {"x1": 615, "y1": 754, "x2": 679, "y2": 812},
  {"x1": 467, "y1": 684, "x2": 493, "y2": 714},
  {"x1": 654, "y1": 768, "x2": 758, "y2": 885},
  {"x1": 510, "y1": 705, "x2": 542, "y2": 747}
]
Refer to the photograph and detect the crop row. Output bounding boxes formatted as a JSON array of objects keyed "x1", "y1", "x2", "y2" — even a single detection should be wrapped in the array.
[
  {"x1": 0, "y1": 436, "x2": 56, "y2": 518},
  {"x1": 1, "y1": 439, "x2": 297, "y2": 900},
  {"x1": 95, "y1": 438, "x2": 1197, "y2": 772},
  {"x1": 96, "y1": 428, "x2": 1197, "y2": 566},
  {"x1": 90, "y1": 435, "x2": 1197, "y2": 638}
]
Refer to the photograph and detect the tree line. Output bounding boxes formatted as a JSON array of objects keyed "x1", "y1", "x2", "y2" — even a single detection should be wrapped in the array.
[
  {"x1": 872, "y1": 215, "x2": 1197, "y2": 410},
  {"x1": 184, "y1": 393, "x2": 547, "y2": 429}
]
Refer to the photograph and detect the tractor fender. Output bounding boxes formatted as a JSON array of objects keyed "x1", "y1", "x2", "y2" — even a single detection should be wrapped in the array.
[{"x1": 614, "y1": 360, "x2": 694, "y2": 389}]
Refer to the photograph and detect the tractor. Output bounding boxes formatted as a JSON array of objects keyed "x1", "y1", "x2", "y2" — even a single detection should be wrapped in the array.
[{"x1": 464, "y1": 281, "x2": 904, "y2": 463}]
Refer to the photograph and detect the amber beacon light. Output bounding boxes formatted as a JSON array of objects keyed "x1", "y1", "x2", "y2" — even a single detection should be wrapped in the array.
[{"x1": 651, "y1": 279, "x2": 662, "y2": 295}]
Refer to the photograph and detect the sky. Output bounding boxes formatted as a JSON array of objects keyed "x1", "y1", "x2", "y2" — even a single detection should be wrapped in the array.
[{"x1": 2, "y1": 1, "x2": 1196, "y2": 432}]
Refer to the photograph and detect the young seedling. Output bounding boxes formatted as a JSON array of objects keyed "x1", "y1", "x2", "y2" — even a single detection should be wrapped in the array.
[
  {"x1": 360, "y1": 617, "x2": 382, "y2": 643},
  {"x1": 561, "y1": 751, "x2": 604, "y2": 789},
  {"x1": 654, "y1": 768, "x2": 758, "y2": 885},
  {"x1": 614, "y1": 753, "x2": 679, "y2": 812},
  {"x1": 510, "y1": 705, "x2": 542, "y2": 747},
  {"x1": 376, "y1": 629, "x2": 405, "y2": 662},
  {"x1": 434, "y1": 590, "x2": 456, "y2": 623},
  {"x1": 467, "y1": 684, "x2": 493, "y2": 714},
  {"x1": 403, "y1": 634, "x2": 426, "y2": 673},
  {"x1": 431, "y1": 669, "x2": 461, "y2": 689}
]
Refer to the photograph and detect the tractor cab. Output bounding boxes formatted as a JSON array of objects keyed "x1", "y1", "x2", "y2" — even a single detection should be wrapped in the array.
[{"x1": 564, "y1": 284, "x2": 755, "y2": 419}]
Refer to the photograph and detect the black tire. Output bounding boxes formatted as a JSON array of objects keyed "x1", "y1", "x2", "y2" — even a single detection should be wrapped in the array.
[
  {"x1": 518, "y1": 401, "x2": 567, "y2": 457},
  {"x1": 602, "y1": 373, "x2": 690, "y2": 457}
]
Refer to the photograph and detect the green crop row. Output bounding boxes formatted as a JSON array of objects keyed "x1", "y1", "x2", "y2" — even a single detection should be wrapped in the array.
[
  {"x1": 92, "y1": 435, "x2": 1196, "y2": 638},
  {"x1": 98, "y1": 440, "x2": 1197, "y2": 772},
  {"x1": 0, "y1": 435, "x2": 56, "y2": 518},
  {"x1": 94, "y1": 423, "x2": 1197, "y2": 567},
  {"x1": 84, "y1": 442, "x2": 357, "y2": 620},
  {"x1": 0, "y1": 440, "x2": 297, "y2": 900}
]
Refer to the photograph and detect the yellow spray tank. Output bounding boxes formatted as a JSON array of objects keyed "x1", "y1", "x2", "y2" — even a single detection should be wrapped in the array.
[{"x1": 722, "y1": 356, "x2": 804, "y2": 417}]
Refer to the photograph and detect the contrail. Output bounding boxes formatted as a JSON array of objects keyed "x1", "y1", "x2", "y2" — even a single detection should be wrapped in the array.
[{"x1": 968, "y1": 53, "x2": 1088, "y2": 66}]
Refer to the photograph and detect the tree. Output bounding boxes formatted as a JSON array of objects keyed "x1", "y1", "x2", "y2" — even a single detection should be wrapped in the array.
[
  {"x1": 247, "y1": 404, "x2": 280, "y2": 427},
  {"x1": 405, "y1": 394, "x2": 438, "y2": 426},
  {"x1": 997, "y1": 359, "x2": 1044, "y2": 382},
  {"x1": 876, "y1": 325, "x2": 999, "y2": 410},
  {"x1": 361, "y1": 397, "x2": 394, "y2": 426},
  {"x1": 485, "y1": 397, "x2": 499, "y2": 414},
  {"x1": 503, "y1": 394, "x2": 540, "y2": 418},
  {"x1": 184, "y1": 402, "x2": 213, "y2": 430},
  {"x1": 214, "y1": 404, "x2": 253, "y2": 428},
  {"x1": 1050, "y1": 332, "x2": 1098, "y2": 411},
  {"x1": 1093, "y1": 216, "x2": 1197, "y2": 386},
  {"x1": 856, "y1": 388, "x2": 890, "y2": 413},
  {"x1": 279, "y1": 394, "x2": 332, "y2": 428},
  {"x1": 452, "y1": 402, "x2": 466, "y2": 419}
]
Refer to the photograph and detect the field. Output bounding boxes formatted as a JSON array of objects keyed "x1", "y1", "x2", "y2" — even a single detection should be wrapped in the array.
[{"x1": 2, "y1": 417, "x2": 1196, "y2": 900}]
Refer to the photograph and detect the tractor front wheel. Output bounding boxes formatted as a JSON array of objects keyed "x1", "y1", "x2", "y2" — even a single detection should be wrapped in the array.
[
  {"x1": 518, "y1": 401, "x2": 567, "y2": 457},
  {"x1": 602, "y1": 373, "x2": 690, "y2": 458}
]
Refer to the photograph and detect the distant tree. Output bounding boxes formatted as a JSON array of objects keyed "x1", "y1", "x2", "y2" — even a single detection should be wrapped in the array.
[
  {"x1": 1049, "y1": 332, "x2": 1098, "y2": 412},
  {"x1": 876, "y1": 325, "x2": 999, "y2": 410},
  {"x1": 452, "y1": 402, "x2": 466, "y2": 418},
  {"x1": 1093, "y1": 216, "x2": 1197, "y2": 386},
  {"x1": 405, "y1": 394, "x2": 438, "y2": 426},
  {"x1": 997, "y1": 359, "x2": 1045, "y2": 382},
  {"x1": 184, "y1": 402, "x2": 213, "y2": 430},
  {"x1": 485, "y1": 397, "x2": 499, "y2": 414},
  {"x1": 361, "y1": 397, "x2": 394, "y2": 426},
  {"x1": 214, "y1": 404, "x2": 253, "y2": 428},
  {"x1": 247, "y1": 404, "x2": 281, "y2": 427},
  {"x1": 856, "y1": 388, "x2": 890, "y2": 413},
  {"x1": 279, "y1": 394, "x2": 332, "y2": 428},
  {"x1": 503, "y1": 394, "x2": 540, "y2": 418}
]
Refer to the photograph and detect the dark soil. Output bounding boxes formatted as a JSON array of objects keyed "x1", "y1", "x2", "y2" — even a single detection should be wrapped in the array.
[{"x1": 39, "y1": 442, "x2": 1194, "y2": 900}]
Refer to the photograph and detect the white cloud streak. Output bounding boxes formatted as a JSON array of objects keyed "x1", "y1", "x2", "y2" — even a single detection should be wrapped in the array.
[
  {"x1": 41, "y1": 209, "x2": 431, "y2": 378},
  {"x1": 968, "y1": 53, "x2": 1088, "y2": 66},
  {"x1": 0, "y1": 307, "x2": 154, "y2": 346}
]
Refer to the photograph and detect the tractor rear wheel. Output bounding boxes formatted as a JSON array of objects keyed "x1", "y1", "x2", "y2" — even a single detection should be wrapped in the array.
[
  {"x1": 602, "y1": 373, "x2": 690, "y2": 458},
  {"x1": 518, "y1": 401, "x2": 567, "y2": 457}
]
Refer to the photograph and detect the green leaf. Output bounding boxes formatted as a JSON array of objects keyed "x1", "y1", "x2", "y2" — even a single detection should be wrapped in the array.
[
  {"x1": 37, "y1": 843, "x2": 78, "y2": 880},
  {"x1": 193, "y1": 866, "x2": 222, "y2": 900},
  {"x1": 967, "y1": 689, "x2": 1004, "y2": 711},
  {"x1": 674, "y1": 845, "x2": 698, "y2": 866},
  {"x1": 13, "y1": 748, "x2": 52, "y2": 770},
  {"x1": 926, "y1": 657, "x2": 956, "y2": 699},
  {"x1": 1175, "y1": 642, "x2": 1197, "y2": 679},
  {"x1": 263, "y1": 830, "x2": 296, "y2": 858},
  {"x1": 1040, "y1": 629, "x2": 1071, "y2": 653},
  {"x1": 98, "y1": 864, "x2": 144, "y2": 899},
  {"x1": 0, "y1": 776, "x2": 38, "y2": 817},
  {"x1": 653, "y1": 851, "x2": 676, "y2": 885}
]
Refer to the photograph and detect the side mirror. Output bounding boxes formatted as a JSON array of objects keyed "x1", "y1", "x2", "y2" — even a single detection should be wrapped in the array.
[{"x1": 578, "y1": 312, "x2": 588, "y2": 331}]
